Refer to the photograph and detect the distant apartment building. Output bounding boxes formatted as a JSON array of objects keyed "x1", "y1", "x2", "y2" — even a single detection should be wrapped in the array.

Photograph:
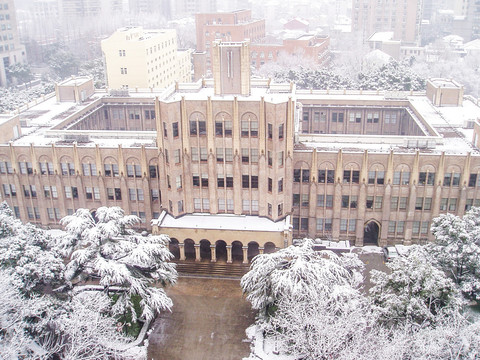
[
  {"x1": 250, "y1": 34, "x2": 330, "y2": 70},
  {"x1": 173, "y1": 0, "x2": 217, "y2": 19},
  {"x1": 0, "y1": 0, "x2": 27, "y2": 87},
  {"x1": 352, "y1": 0, "x2": 423, "y2": 44},
  {"x1": 101, "y1": 27, "x2": 191, "y2": 89},
  {"x1": 195, "y1": 9, "x2": 265, "y2": 72}
]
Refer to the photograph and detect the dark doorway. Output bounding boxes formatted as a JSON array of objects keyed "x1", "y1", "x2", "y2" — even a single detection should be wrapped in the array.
[
  {"x1": 200, "y1": 239, "x2": 211, "y2": 261},
  {"x1": 264, "y1": 242, "x2": 276, "y2": 254},
  {"x1": 247, "y1": 242, "x2": 259, "y2": 262},
  {"x1": 232, "y1": 241, "x2": 244, "y2": 263},
  {"x1": 184, "y1": 239, "x2": 196, "y2": 261},
  {"x1": 216, "y1": 240, "x2": 227, "y2": 262},
  {"x1": 169, "y1": 238, "x2": 180, "y2": 260},
  {"x1": 364, "y1": 221, "x2": 380, "y2": 245}
]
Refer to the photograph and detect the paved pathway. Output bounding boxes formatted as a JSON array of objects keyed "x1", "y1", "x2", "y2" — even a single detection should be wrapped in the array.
[{"x1": 147, "y1": 277, "x2": 255, "y2": 360}]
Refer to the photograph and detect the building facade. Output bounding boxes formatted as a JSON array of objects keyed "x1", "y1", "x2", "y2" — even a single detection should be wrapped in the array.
[
  {"x1": 1, "y1": 42, "x2": 480, "y2": 263},
  {"x1": 250, "y1": 34, "x2": 330, "y2": 70},
  {"x1": 352, "y1": 0, "x2": 423, "y2": 44},
  {"x1": 0, "y1": 0, "x2": 27, "y2": 87},
  {"x1": 101, "y1": 27, "x2": 192, "y2": 90}
]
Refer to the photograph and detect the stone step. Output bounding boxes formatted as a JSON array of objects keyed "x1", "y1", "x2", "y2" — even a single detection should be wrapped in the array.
[{"x1": 173, "y1": 260, "x2": 251, "y2": 278}]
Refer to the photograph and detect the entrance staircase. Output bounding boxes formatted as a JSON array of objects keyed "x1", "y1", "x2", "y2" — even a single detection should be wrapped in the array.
[{"x1": 173, "y1": 260, "x2": 251, "y2": 279}]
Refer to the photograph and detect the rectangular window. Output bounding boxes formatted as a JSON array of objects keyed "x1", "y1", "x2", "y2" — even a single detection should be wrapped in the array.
[
  {"x1": 149, "y1": 165, "x2": 157, "y2": 178},
  {"x1": 218, "y1": 199, "x2": 226, "y2": 211},
  {"x1": 388, "y1": 221, "x2": 396, "y2": 234},
  {"x1": 301, "y1": 194, "x2": 309, "y2": 207},
  {"x1": 268, "y1": 123, "x2": 273, "y2": 139},
  {"x1": 300, "y1": 218, "x2": 309, "y2": 231},
  {"x1": 279, "y1": 124, "x2": 284, "y2": 139},
  {"x1": 251, "y1": 149, "x2": 258, "y2": 163},
  {"x1": 278, "y1": 203, "x2": 283, "y2": 216},
  {"x1": 397, "y1": 221, "x2": 404, "y2": 234},
  {"x1": 448, "y1": 198, "x2": 457, "y2": 211},
  {"x1": 366, "y1": 196, "x2": 374, "y2": 209},
  {"x1": 342, "y1": 195, "x2": 349, "y2": 208},
  {"x1": 217, "y1": 175, "x2": 224, "y2": 187},
  {"x1": 412, "y1": 221, "x2": 420, "y2": 235},
  {"x1": 293, "y1": 194, "x2": 300, "y2": 206},
  {"x1": 225, "y1": 148, "x2": 233, "y2": 162},
  {"x1": 176, "y1": 175, "x2": 182, "y2": 189},
  {"x1": 278, "y1": 179, "x2": 283, "y2": 193},
  {"x1": 242, "y1": 175, "x2": 250, "y2": 188},
  {"x1": 200, "y1": 148, "x2": 208, "y2": 162},
  {"x1": 278, "y1": 152, "x2": 284, "y2": 167},
  {"x1": 469, "y1": 174, "x2": 478, "y2": 187},
  {"x1": 421, "y1": 221, "x2": 429, "y2": 234},
  {"x1": 318, "y1": 169, "x2": 335, "y2": 184},
  {"x1": 399, "y1": 197, "x2": 407, "y2": 210},
  {"x1": 151, "y1": 189, "x2": 159, "y2": 201},
  {"x1": 242, "y1": 200, "x2": 250, "y2": 212},
  {"x1": 202, "y1": 198, "x2": 210, "y2": 210},
  {"x1": 375, "y1": 196, "x2": 383, "y2": 209},
  {"x1": 267, "y1": 151, "x2": 272, "y2": 166},
  {"x1": 465, "y1": 199, "x2": 474, "y2": 211},
  {"x1": 172, "y1": 122, "x2": 179, "y2": 137},
  {"x1": 391, "y1": 196, "x2": 398, "y2": 210},
  {"x1": 268, "y1": 178, "x2": 272, "y2": 192},
  {"x1": 194, "y1": 198, "x2": 201, "y2": 210},
  {"x1": 419, "y1": 172, "x2": 435, "y2": 185},
  {"x1": 227, "y1": 199, "x2": 234, "y2": 211},
  {"x1": 201, "y1": 174, "x2": 208, "y2": 187},
  {"x1": 174, "y1": 149, "x2": 181, "y2": 164},
  {"x1": 242, "y1": 148, "x2": 249, "y2": 163}
]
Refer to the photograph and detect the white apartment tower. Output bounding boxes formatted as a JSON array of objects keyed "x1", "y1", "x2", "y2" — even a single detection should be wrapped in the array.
[
  {"x1": 0, "y1": 0, "x2": 27, "y2": 87},
  {"x1": 101, "y1": 27, "x2": 192, "y2": 89}
]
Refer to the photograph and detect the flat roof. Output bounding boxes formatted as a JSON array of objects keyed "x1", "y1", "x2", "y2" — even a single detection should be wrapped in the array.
[
  {"x1": 1, "y1": 82, "x2": 480, "y2": 155},
  {"x1": 155, "y1": 211, "x2": 290, "y2": 232}
]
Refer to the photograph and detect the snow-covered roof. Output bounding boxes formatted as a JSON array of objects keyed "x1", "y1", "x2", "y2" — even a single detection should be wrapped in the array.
[
  {"x1": 154, "y1": 211, "x2": 290, "y2": 232},
  {"x1": 368, "y1": 32, "x2": 394, "y2": 42},
  {"x1": 363, "y1": 49, "x2": 393, "y2": 64},
  {"x1": 464, "y1": 39, "x2": 480, "y2": 51}
]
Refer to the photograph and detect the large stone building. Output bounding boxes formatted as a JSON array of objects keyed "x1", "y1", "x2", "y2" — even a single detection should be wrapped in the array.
[
  {"x1": 101, "y1": 27, "x2": 192, "y2": 89},
  {"x1": 0, "y1": 0, "x2": 27, "y2": 87},
  {"x1": 1, "y1": 41, "x2": 480, "y2": 263}
]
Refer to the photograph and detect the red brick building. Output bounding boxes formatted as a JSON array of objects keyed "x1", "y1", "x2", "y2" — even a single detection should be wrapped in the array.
[
  {"x1": 250, "y1": 34, "x2": 330, "y2": 70},
  {"x1": 195, "y1": 9, "x2": 265, "y2": 72}
]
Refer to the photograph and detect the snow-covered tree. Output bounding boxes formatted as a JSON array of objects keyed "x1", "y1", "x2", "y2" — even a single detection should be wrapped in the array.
[
  {"x1": 60, "y1": 207, "x2": 177, "y2": 322},
  {"x1": 0, "y1": 203, "x2": 175, "y2": 359},
  {"x1": 241, "y1": 239, "x2": 364, "y2": 313},
  {"x1": 370, "y1": 245, "x2": 464, "y2": 326},
  {"x1": 0, "y1": 203, "x2": 65, "y2": 294},
  {"x1": 430, "y1": 209, "x2": 480, "y2": 300}
]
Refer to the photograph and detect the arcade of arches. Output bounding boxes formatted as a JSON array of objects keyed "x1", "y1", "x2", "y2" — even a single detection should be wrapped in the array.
[{"x1": 168, "y1": 238, "x2": 278, "y2": 263}]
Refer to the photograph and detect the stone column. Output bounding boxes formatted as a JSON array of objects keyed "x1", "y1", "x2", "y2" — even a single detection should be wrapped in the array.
[
  {"x1": 226, "y1": 245, "x2": 232, "y2": 263},
  {"x1": 179, "y1": 243, "x2": 185, "y2": 261},
  {"x1": 210, "y1": 245, "x2": 217, "y2": 262},
  {"x1": 194, "y1": 244, "x2": 200, "y2": 262},
  {"x1": 242, "y1": 246, "x2": 248, "y2": 264}
]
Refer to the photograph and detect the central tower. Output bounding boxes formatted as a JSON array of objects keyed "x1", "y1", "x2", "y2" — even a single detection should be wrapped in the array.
[{"x1": 212, "y1": 40, "x2": 251, "y2": 96}]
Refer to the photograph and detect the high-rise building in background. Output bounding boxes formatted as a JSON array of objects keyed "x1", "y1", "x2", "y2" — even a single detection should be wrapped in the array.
[
  {"x1": 172, "y1": 0, "x2": 217, "y2": 19},
  {"x1": 351, "y1": 0, "x2": 423, "y2": 44},
  {"x1": 0, "y1": 0, "x2": 27, "y2": 87},
  {"x1": 101, "y1": 27, "x2": 191, "y2": 89}
]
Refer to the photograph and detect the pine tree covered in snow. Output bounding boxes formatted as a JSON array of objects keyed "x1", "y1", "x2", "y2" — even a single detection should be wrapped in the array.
[
  {"x1": 370, "y1": 245, "x2": 464, "y2": 326},
  {"x1": 430, "y1": 209, "x2": 480, "y2": 300},
  {"x1": 60, "y1": 206, "x2": 177, "y2": 322},
  {"x1": 0, "y1": 203, "x2": 176, "y2": 359},
  {"x1": 241, "y1": 238, "x2": 364, "y2": 313}
]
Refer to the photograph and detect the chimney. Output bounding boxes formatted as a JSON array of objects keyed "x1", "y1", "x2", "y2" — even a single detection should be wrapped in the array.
[{"x1": 212, "y1": 40, "x2": 250, "y2": 96}]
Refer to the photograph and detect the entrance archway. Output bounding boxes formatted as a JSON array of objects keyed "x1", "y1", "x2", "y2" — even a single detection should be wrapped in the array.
[
  {"x1": 264, "y1": 242, "x2": 276, "y2": 254},
  {"x1": 169, "y1": 238, "x2": 180, "y2": 260},
  {"x1": 232, "y1": 241, "x2": 244, "y2": 263},
  {"x1": 184, "y1": 239, "x2": 196, "y2": 261},
  {"x1": 364, "y1": 221, "x2": 380, "y2": 245},
  {"x1": 247, "y1": 242, "x2": 259, "y2": 262},
  {"x1": 215, "y1": 240, "x2": 227, "y2": 262},
  {"x1": 200, "y1": 239, "x2": 211, "y2": 261}
]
